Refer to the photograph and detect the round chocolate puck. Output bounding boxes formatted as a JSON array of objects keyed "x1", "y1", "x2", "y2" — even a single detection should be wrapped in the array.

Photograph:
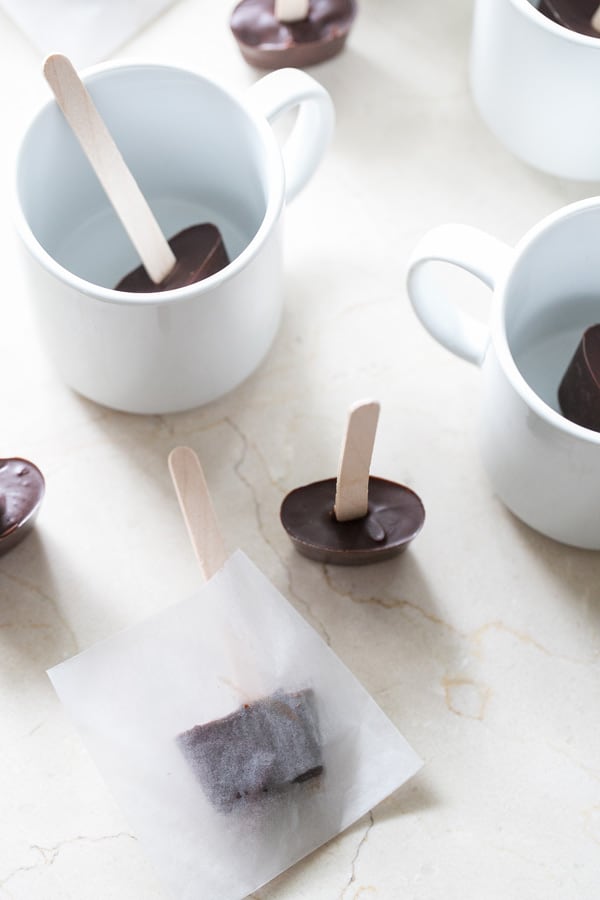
[
  {"x1": 230, "y1": 0, "x2": 357, "y2": 69},
  {"x1": 280, "y1": 476, "x2": 425, "y2": 565}
]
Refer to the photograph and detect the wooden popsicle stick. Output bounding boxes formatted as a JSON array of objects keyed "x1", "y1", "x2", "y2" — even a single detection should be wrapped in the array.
[
  {"x1": 334, "y1": 400, "x2": 380, "y2": 522},
  {"x1": 592, "y1": 4, "x2": 600, "y2": 31},
  {"x1": 168, "y1": 447, "x2": 227, "y2": 581},
  {"x1": 275, "y1": 0, "x2": 310, "y2": 23},
  {"x1": 43, "y1": 53, "x2": 176, "y2": 285}
]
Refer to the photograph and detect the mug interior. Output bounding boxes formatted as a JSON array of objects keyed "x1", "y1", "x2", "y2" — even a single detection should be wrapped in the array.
[
  {"x1": 514, "y1": 0, "x2": 600, "y2": 42},
  {"x1": 16, "y1": 64, "x2": 276, "y2": 293},
  {"x1": 501, "y1": 203, "x2": 600, "y2": 414}
]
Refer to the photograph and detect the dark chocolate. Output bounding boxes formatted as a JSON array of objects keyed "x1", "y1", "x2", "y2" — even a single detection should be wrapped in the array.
[
  {"x1": 537, "y1": 0, "x2": 600, "y2": 37},
  {"x1": 0, "y1": 458, "x2": 45, "y2": 554},
  {"x1": 177, "y1": 688, "x2": 323, "y2": 811},
  {"x1": 558, "y1": 324, "x2": 600, "y2": 431},
  {"x1": 115, "y1": 223, "x2": 229, "y2": 292},
  {"x1": 280, "y1": 476, "x2": 425, "y2": 565},
  {"x1": 230, "y1": 0, "x2": 357, "y2": 69}
]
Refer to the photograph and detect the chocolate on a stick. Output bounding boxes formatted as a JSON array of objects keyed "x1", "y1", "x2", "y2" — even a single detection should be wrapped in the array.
[
  {"x1": 558, "y1": 324, "x2": 600, "y2": 431},
  {"x1": 537, "y1": 0, "x2": 600, "y2": 36},
  {"x1": 168, "y1": 447, "x2": 324, "y2": 810},
  {"x1": 43, "y1": 54, "x2": 229, "y2": 294},
  {"x1": 230, "y1": 0, "x2": 357, "y2": 69},
  {"x1": 0, "y1": 458, "x2": 45, "y2": 554},
  {"x1": 280, "y1": 401, "x2": 425, "y2": 565}
]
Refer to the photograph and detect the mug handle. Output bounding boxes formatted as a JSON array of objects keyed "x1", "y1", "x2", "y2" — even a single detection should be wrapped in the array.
[
  {"x1": 246, "y1": 68, "x2": 334, "y2": 204},
  {"x1": 406, "y1": 224, "x2": 512, "y2": 365}
]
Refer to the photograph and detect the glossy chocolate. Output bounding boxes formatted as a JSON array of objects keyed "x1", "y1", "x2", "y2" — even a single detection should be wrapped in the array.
[
  {"x1": 537, "y1": 0, "x2": 600, "y2": 37},
  {"x1": 280, "y1": 476, "x2": 425, "y2": 565},
  {"x1": 230, "y1": 0, "x2": 357, "y2": 69},
  {"x1": 115, "y1": 223, "x2": 229, "y2": 292},
  {"x1": 0, "y1": 458, "x2": 45, "y2": 554},
  {"x1": 558, "y1": 324, "x2": 600, "y2": 431}
]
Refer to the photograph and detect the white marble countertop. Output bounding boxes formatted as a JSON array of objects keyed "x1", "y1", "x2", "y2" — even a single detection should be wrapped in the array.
[{"x1": 1, "y1": 1, "x2": 600, "y2": 898}]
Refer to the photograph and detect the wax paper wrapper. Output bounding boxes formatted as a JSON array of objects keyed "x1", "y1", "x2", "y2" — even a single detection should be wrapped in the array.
[
  {"x1": 0, "y1": 0, "x2": 178, "y2": 66},
  {"x1": 48, "y1": 550, "x2": 422, "y2": 900}
]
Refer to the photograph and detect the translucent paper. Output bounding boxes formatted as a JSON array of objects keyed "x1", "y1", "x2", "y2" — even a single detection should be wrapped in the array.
[
  {"x1": 49, "y1": 551, "x2": 422, "y2": 900},
  {"x1": 0, "y1": 0, "x2": 177, "y2": 66}
]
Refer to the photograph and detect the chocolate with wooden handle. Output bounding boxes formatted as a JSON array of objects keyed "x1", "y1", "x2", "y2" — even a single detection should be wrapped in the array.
[
  {"x1": 168, "y1": 446, "x2": 325, "y2": 808},
  {"x1": 43, "y1": 54, "x2": 229, "y2": 292},
  {"x1": 280, "y1": 400, "x2": 425, "y2": 565},
  {"x1": 230, "y1": 0, "x2": 357, "y2": 70}
]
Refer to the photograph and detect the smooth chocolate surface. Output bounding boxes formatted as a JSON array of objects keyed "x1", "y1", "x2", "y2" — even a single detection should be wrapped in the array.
[
  {"x1": 230, "y1": 0, "x2": 357, "y2": 68},
  {"x1": 0, "y1": 458, "x2": 45, "y2": 554},
  {"x1": 115, "y1": 223, "x2": 229, "y2": 292},
  {"x1": 558, "y1": 324, "x2": 600, "y2": 431},
  {"x1": 537, "y1": 0, "x2": 600, "y2": 37},
  {"x1": 280, "y1": 476, "x2": 425, "y2": 565},
  {"x1": 177, "y1": 689, "x2": 323, "y2": 811}
]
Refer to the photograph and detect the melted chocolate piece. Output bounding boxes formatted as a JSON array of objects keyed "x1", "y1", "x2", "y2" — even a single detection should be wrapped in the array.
[
  {"x1": 230, "y1": 0, "x2": 357, "y2": 69},
  {"x1": 537, "y1": 0, "x2": 600, "y2": 37},
  {"x1": 0, "y1": 458, "x2": 45, "y2": 554},
  {"x1": 177, "y1": 689, "x2": 323, "y2": 811},
  {"x1": 115, "y1": 223, "x2": 229, "y2": 293},
  {"x1": 558, "y1": 324, "x2": 600, "y2": 431},
  {"x1": 280, "y1": 476, "x2": 425, "y2": 565}
]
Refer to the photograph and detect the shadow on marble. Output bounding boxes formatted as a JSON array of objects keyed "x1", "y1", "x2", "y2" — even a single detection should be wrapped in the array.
[
  {"x1": 505, "y1": 510, "x2": 600, "y2": 610},
  {"x1": 0, "y1": 529, "x2": 79, "y2": 669},
  {"x1": 373, "y1": 770, "x2": 436, "y2": 823},
  {"x1": 318, "y1": 547, "x2": 448, "y2": 626}
]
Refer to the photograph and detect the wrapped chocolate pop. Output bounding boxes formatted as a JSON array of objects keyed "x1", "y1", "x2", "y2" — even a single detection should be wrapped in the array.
[
  {"x1": 230, "y1": 0, "x2": 357, "y2": 69},
  {"x1": 48, "y1": 447, "x2": 421, "y2": 900},
  {"x1": 281, "y1": 400, "x2": 425, "y2": 564},
  {"x1": 43, "y1": 54, "x2": 229, "y2": 293}
]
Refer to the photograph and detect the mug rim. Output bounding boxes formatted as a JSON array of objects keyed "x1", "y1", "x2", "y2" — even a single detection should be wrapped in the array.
[
  {"x1": 493, "y1": 194, "x2": 600, "y2": 445},
  {"x1": 509, "y1": 0, "x2": 600, "y2": 47},
  {"x1": 13, "y1": 59, "x2": 285, "y2": 307}
]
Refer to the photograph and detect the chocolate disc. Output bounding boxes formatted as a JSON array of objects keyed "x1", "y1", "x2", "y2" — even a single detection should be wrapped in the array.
[
  {"x1": 280, "y1": 476, "x2": 425, "y2": 565},
  {"x1": 558, "y1": 323, "x2": 600, "y2": 431},
  {"x1": 115, "y1": 223, "x2": 230, "y2": 293},
  {"x1": 230, "y1": 0, "x2": 357, "y2": 69},
  {"x1": 0, "y1": 458, "x2": 45, "y2": 554},
  {"x1": 538, "y1": 0, "x2": 600, "y2": 37}
]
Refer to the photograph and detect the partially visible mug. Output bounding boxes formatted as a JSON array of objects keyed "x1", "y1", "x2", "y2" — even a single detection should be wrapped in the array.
[
  {"x1": 470, "y1": 0, "x2": 600, "y2": 180},
  {"x1": 14, "y1": 62, "x2": 334, "y2": 414},
  {"x1": 406, "y1": 197, "x2": 600, "y2": 549}
]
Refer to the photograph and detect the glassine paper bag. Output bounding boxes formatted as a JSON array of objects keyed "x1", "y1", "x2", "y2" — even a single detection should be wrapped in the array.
[{"x1": 48, "y1": 550, "x2": 422, "y2": 900}]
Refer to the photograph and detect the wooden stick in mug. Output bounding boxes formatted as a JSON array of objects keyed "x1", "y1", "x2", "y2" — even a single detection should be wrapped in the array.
[{"x1": 43, "y1": 53, "x2": 176, "y2": 285}]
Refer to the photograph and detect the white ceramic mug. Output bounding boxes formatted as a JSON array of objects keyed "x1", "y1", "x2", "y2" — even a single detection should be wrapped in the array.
[
  {"x1": 14, "y1": 62, "x2": 334, "y2": 414},
  {"x1": 470, "y1": 0, "x2": 600, "y2": 180},
  {"x1": 406, "y1": 197, "x2": 600, "y2": 549}
]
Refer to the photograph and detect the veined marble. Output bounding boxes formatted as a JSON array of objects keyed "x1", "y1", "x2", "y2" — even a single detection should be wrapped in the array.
[{"x1": 0, "y1": 1, "x2": 599, "y2": 898}]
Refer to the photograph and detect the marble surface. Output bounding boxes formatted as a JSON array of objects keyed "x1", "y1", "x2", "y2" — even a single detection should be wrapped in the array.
[{"x1": 1, "y1": 1, "x2": 600, "y2": 898}]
